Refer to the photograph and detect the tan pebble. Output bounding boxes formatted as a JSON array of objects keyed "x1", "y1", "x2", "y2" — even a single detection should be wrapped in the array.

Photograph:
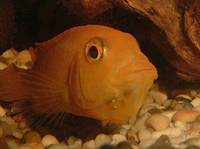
[
  {"x1": 83, "y1": 140, "x2": 96, "y2": 148},
  {"x1": 172, "y1": 110, "x2": 200, "y2": 122},
  {"x1": 0, "y1": 62, "x2": 8, "y2": 70},
  {"x1": 22, "y1": 131, "x2": 41, "y2": 143},
  {"x1": 110, "y1": 134, "x2": 127, "y2": 145},
  {"x1": 127, "y1": 130, "x2": 139, "y2": 144},
  {"x1": 162, "y1": 100, "x2": 172, "y2": 108},
  {"x1": 193, "y1": 105, "x2": 200, "y2": 111},
  {"x1": 131, "y1": 113, "x2": 150, "y2": 133},
  {"x1": 0, "y1": 116, "x2": 15, "y2": 125},
  {"x1": 138, "y1": 129, "x2": 152, "y2": 141},
  {"x1": 13, "y1": 128, "x2": 23, "y2": 139},
  {"x1": 15, "y1": 50, "x2": 32, "y2": 67},
  {"x1": 72, "y1": 138, "x2": 82, "y2": 147},
  {"x1": 145, "y1": 113, "x2": 170, "y2": 131},
  {"x1": 19, "y1": 121, "x2": 29, "y2": 129},
  {"x1": 2, "y1": 48, "x2": 18, "y2": 59},
  {"x1": 119, "y1": 128, "x2": 128, "y2": 136},
  {"x1": 95, "y1": 134, "x2": 111, "y2": 148},
  {"x1": 152, "y1": 127, "x2": 182, "y2": 139},
  {"x1": 41, "y1": 134, "x2": 59, "y2": 147},
  {"x1": 67, "y1": 135, "x2": 78, "y2": 145},
  {"x1": 142, "y1": 92, "x2": 154, "y2": 106},
  {"x1": 5, "y1": 137, "x2": 21, "y2": 149},
  {"x1": 191, "y1": 96, "x2": 200, "y2": 107},
  {"x1": 150, "y1": 90, "x2": 167, "y2": 105},
  {"x1": 0, "y1": 105, "x2": 6, "y2": 117}
]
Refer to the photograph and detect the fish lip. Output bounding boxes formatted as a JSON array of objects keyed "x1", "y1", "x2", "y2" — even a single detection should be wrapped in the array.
[{"x1": 129, "y1": 68, "x2": 155, "y2": 74}]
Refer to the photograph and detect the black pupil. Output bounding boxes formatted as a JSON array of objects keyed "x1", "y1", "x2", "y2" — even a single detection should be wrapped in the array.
[{"x1": 89, "y1": 46, "x2": 99, "y2": 59}]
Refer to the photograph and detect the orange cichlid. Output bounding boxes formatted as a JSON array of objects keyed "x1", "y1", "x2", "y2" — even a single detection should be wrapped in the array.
[{"x1": 0, "y1": 25, "x2": 157, "y2": 121}]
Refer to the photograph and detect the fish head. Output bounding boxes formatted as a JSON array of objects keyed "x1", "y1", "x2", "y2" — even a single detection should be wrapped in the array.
[{"x1": 69, "y1": 25, "x2": 158, "y2": 121}]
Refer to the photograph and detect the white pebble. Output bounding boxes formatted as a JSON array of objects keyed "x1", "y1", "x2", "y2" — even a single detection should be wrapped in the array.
[
  {"x1": 191, "y1": 96, "x2": 200, "y2": 107},
  {"x1": 95, "y1": 134, "x2": 111, "y2": 149},
  {"x1": 0, "y1": 62, "x2": 7, "y2": 70},
  {"x1": 138, "y1": 129, "x2": 152, "y2": 141},
  {"x1": 110, "y1": 134, "x2": 127, "y2": 145},
  {"x1": 150, "y1": 90, "x2": 167, "y2": 105},
  {"x1": 131, "y1": 113, "x2": 150, "y2": 132},
  {"x1": 176, "y1": 94, "x2": 192, "y2": 100},
  {"x1": 174, "y1": 121, "x2": 187, "y2": 131},
  {"x1": 83, "y1": 140, "x2": 96, "y2": 149},
  {"x1": 152, "y1": 127, "x2": 182, "y2": 139},
  {"x1": 122, "y1": 124, "x2": 132, "y2": 130},
  {"x1": 0, "y1": 105, "x2": 6, "y2": 117},
  {"x1": 162, "y1": 110, "x2": 177, "y2": 121},
  {"x1": 41, "y1": 134, "x2": 59, "y2": 147}
]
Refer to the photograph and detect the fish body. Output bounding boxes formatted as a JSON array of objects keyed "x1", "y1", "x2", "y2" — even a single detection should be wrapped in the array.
[{"x1": 0, "y1": 25, "x2": 157, "y2": 121}]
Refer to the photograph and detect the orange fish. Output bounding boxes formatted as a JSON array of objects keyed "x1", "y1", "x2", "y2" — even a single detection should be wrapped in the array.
[{"x1": 0, "y1": 25, "x2": 157, "y2": 121}]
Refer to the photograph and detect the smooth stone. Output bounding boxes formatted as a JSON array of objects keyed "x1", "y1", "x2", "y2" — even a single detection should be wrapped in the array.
[
  {"x1": 83, "y1": 140, "x2": 96, "y2": 149},
  {"x1": 15, "y1": 50, "x2": 32, "y2": 66},
  {"x1": 119, "y1": 128, "x2": 128, "y2": 136},
  {"x1": 1, "y1": 48, "x2": 18, "y2": 59},
  {"x1": 128, "y1": 115, "x2": 137, "y2": 125},
  {"x1": 22, "y1": 131, "x2": 41, "y2": 143},
  {"x1": 145, "y1": 113, "x2": 170, "y2": 131},
  {"x1": 67, "y1": 136, "x2": 78, "y2": 145},
  {"x1": 191, "y1": 97, "x2": 200, "y2": 107},
  {"x1": 150, "y1": 90, "x2": 167, "y2": 105},
  {"x1": 172, "y1": 110, "x2": 200, "y2": 122},
  {"x1": 0, "y1": 105, "x2": 6, "y2": 117},
  {"x1": 162, "y1": 100, "x2": 172, "y2": 108},
  {"x1": 95, "y1": 134, "x2": 111, "y2": 149},
  {"x1": 110, "y1": 134, "x2": 127, "y2": 146},
  {"x1": 138, "y1": 129, "x2": 152, "y2": 141},
  {"x1": 156, "y1": 135, "x2": 170, "y2": 144},
  {"x1": 115, "y1": 141, "x2": 133, "y2": 149},
  {"x1": 5, "y1": 137, "x2": 21, "y2": 149},
  {"x1": 131, "y1": 113, "x2": 151, "y2": 133},
  {"x1": 41, "y1": 134, "x2": 59, "y2": 147},
  {"x1": 182, "y1": 138, "x2": 200, "y2": 147},
  {"x1": 72, "y1": 138, "x2": 82, "y2": 148},
  {"x1": 12, "y1": 128, "x2": 23, "y2": 139},
  {"x1": 152, "y1": 127, "x2": 182, "y2": 139}
]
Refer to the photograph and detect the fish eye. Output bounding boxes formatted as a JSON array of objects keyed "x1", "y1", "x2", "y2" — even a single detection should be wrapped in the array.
[{"x1": 86, "y1": 37, "x2": 106, "y2": 62}]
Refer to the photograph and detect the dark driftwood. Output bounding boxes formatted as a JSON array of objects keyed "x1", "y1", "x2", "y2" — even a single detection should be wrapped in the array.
[{"x1": 61, "y1": 0, "x2": 200, "y2": 81}]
